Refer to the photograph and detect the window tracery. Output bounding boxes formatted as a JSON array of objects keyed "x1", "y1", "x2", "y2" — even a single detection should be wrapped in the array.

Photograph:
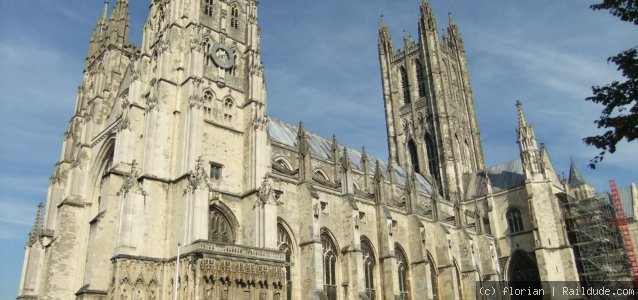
[
  {"x1": 362, "y1": 238, "x2": 376, "y2": 299},
  {"x1": 203, "y1": 0, "x2": 214, "y2": 17},
  {"x1": 321, "y1": 231, "x2": 337, "y2": 300},
  {"x1": 507, "y1": 208, "x2": 524, "y2": 234},
  {"x1": 401, "y1": 66, "x2": 411, "y2": 104},
  {"x1": 209, "y1": 206, "x2": 234, "y2": 243},
  {"x1": 278, "y1": 223, "x2": 294, "y2": 300},
  {"x1": 396, "y1": 245, "x2": 410, "y2": 300}
]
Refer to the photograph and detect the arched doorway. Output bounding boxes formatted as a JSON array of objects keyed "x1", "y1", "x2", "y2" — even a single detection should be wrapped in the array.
[{"x1": 507, "y1": 251, "x2": 542, "y2": 299}]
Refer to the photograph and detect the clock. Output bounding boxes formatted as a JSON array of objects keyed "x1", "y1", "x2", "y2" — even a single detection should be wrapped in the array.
[{"x1": 209, "y1": 43, "x2": 235, "y2": 69}]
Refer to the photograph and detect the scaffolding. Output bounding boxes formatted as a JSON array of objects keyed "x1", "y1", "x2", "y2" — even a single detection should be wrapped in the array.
[{"x1": 561, "y1": 191, "x2": 633, "y2": 288}]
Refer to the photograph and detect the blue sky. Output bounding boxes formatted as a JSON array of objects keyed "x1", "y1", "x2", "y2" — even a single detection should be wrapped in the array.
[{"x1": 0, "y1": 0, "x2": 636, "y2": 297}]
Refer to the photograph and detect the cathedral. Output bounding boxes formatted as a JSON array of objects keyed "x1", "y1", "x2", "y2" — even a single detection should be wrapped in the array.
[{"x1": 19, "y1": 0, "x2": 616, "y2": 299}]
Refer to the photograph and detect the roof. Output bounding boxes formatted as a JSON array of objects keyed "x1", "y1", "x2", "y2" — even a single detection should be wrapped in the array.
[
  {"x1": 568, "y1": 161, "x2": 587, "y2": 186},
  {"x1": 486, "y1": 159, "x2": 525, "y2": 193},
  {"x1": 268, "y1": 117, "x2": 433, "y2": 195}
]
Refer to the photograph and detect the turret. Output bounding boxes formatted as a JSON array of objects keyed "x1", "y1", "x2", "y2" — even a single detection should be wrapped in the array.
[
  {"x1": 107, "y1": 0, "x2": 130, "y2": 47},
  {"x1": 516, "y1": 100, "x2": 543, "y2": 179},
  {"x1": 87, "y1": 0, "x2": 109, "y2": 61}
]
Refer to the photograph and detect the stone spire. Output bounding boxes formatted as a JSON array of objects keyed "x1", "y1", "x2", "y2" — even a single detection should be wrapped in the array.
[
  {"x1": 419, "y1": 0, "x2": 436, "y2": 30},
  {"x1": 568, "y1": 160, "x2": 586, "y2": 187},
  {"x1": 88, "y1": 0, "x2": 110, "y2": 59},
  {"x1": 516, "y1": 100, "x2": 543, "y2": 179},
  {"x1": 27, "y1": 203, "x2": 44, "y2": 246},
  {"x1": 378, "y1": 14, "x2": 393, "y2": 55},
  {"x1": 107, "y1": 0, "x2": 130, "y2": 46}
]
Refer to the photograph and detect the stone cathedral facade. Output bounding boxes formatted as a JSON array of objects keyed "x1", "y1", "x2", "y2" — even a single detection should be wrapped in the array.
[{"x1": 18, "y1": 1, "x2": 584, "y2": 299}]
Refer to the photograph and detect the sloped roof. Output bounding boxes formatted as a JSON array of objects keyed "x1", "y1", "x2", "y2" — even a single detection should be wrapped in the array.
[
  {"x1": 568, "y1": 161, "x2": 586, "y2": 187},
  {"x1": 268, "y1": 117, "x2": 433, "y2": 195},
  {"x1": 486, "y1": 159, "x2": 525, "y2": 193}
]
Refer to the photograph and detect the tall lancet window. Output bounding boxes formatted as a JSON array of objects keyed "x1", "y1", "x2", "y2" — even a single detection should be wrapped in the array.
[
  {"x1": 321, "y1": 231, "x2": 338, "y2": 300},
  {"x1": 425, "y1": 134, "x2": 440, "y2": 182},
  {"x1": 361, "y1": 238, "x2": 376, "y2": 299},
  {"x1": 408, "y1": 139, "x2": 420, "y2": 174},
  {"x1": 230, "y1": 6, "x2": 240, "y2": 29},
  {"x1": 278, "y1": 223, "x2": 294, "y2": 300},
  {"x1": 396, "y1": 245, "x2": 410, "y2": 300},
  {"x1": 400, "y1": 66, "x2": 411, "y2": 104},
  {"x1": 415, "y1": 59, "x2": 426, "y2": 98},
  {"x1": 209, "y1": 206, "x2": 234, "y2": 243},
  {"x1": 506, "y1": 208, "x2": 524, "y2": 234}
]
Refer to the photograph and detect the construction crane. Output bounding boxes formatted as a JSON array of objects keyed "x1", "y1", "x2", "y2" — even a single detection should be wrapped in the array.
[{"x1": 609, "y1": 179, "x2": 638, "y2": 287}]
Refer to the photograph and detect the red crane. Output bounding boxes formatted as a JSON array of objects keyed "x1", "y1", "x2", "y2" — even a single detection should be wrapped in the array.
[{"x1": 609, "y1": 180, "x2": 638, "y2": 287}]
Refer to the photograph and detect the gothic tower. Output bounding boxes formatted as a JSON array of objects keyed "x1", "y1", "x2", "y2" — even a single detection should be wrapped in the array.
[
  {"x1": 379, "y1": 0, "x2": 484, "y2": 202},
  {"x1": 19, "y1": 0, "x2": 275, "y2": 299}
]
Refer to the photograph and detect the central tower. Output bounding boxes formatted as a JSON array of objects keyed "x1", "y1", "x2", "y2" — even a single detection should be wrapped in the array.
[{"x1": 378, "y1": 0, "x2": 484, "y2": 202}]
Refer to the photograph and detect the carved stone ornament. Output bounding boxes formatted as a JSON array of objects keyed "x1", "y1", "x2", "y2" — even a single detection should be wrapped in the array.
[
  {"x1": 119, "y1": 160, "x2": 145, "y2": 196},
  {"x1": 209, "y1": 43, "x2": 235, "y2": 69},
  {"x1": 187, "y1": 156, "x2": 211, "y2": 192},
  {"x1": 189, "y1": 77, "x2": 205, "y2": 108},
  {"x1": 146, "y1": 80, "x2": 159, "y2": 111},
  {"x1": 255, "y1": 176, "x2": 282, "y2": 208}
]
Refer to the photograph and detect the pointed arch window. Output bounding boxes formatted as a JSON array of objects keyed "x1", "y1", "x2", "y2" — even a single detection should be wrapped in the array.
[
  {"x1": 507, "y1": 208, "x2": 524, "y2": 234},
  {"x1": 230, "y1": 6, "x2": 240, "y2": 30},
  {"x1": 321, "y1": 231, "x2": 338, "y2": 300},
  {"x1": 223, "y1": 98, "x2": 233, "y2": 122},
  {"x1": 425, "y1": 134, "x2": 440, "y2": 182},
  {"x1": 203, "y1": 39, "x2": 213, "y2": 65},
  {"x1": 361, "y1": 238, "x2": 376, "y2": 299},
  {"x1": 415, "y1": 59, "x2": 426, "y2": 98},
  {"x1": 209, "y1": 206, "x2": 234, "y2": 243},
  {"x1": 278, "y1": 223, "x2": 294, "y2": 300},
  {"x1": 203, "y1": 0, "x2": 214, "y2": 17},
  {"x1": 408, "y1": 139, "x2": 420, "y2": 174},
  {"x1": 400, "y1": 66, "x2": 411, "y2": 104},
  {"x1": 203, "y1": 91, "x2": 214, "y2": 117},
  {"x1": 396, "y1": 245, "x2": 410, "y2": 300}
]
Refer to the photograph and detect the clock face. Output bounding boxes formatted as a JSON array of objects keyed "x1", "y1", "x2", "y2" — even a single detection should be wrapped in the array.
[{"x1": 210, "y1": 43, "x2": 235, "y2": 69}]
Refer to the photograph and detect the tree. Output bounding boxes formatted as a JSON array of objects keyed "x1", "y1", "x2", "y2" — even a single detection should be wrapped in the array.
[{"x1": 585, "y1": 0, "x2": 638, "y2": 169}]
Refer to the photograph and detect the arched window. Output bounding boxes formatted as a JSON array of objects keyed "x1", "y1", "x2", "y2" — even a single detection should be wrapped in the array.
[
  {"x1": 203, "y1": 91, "x2": 213, "y2": 117},
  {"x1": 203, "y1": 39, "x2": 213, "y2": 65},
  {"x1": 278, "y1": 223, "x2": 294, "y2": 300},
  {"x1": 396, "y1": 244, "x2": 410, "y2": 300},
  {"x1": 230, "y1": 6, "x2": 239, "y2": 29},
  {"x1": 275, "y1": 158, "x2": 293, "y2": 171},
  {"x1": 203, "y1": 0, "x2": 214, "y2": 17},
  {"x1": 427, "y1": 253, "x2": 439, "y2": 300},
  {"x1": 408, "y1": 139, "x2": 420, "y2": 174},
  {"x1": 425, "y1": 134, "x2": 440, "y2": 182},
  {"x1": 314, "y1": 170, "x2": 329, "y2": 182},
  {"x1": 400, "y1": 66, "x2": 411, "y2": 104},
  {"x1": 507, "y1": 208, "x2": 524, "y2": 234},
  {"x1": 415, "y1": 59, "x2": 426, "y2": 98},
  {"x1": 321, "y1": 231, "x2": 338, "y2": 300},
  {"x1": 361, "y1": 238, "x2": 376, "y2": 299},
  {"x1": 223, "y1": 98, "x2": 233, "y2": 122},
  {"x1": 209, "y1": 206, "x2": 234, "y2": 243}
]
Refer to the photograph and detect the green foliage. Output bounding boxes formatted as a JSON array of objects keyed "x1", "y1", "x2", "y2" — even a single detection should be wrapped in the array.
[
  {"x1": 585, "y1": 0, "x2": 638, "y2": 168},
  {"x1": 590, "y1": 0, "x2": 638, "y2": 25}
]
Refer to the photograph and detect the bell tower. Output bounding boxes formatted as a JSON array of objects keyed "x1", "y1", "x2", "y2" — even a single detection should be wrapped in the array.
[
  {"x1": 378, "y1": 0, "x2": 484, "y2": 202},
  {"x1": 139, "y1": 0, "x2": 267, "y2": 189}
]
